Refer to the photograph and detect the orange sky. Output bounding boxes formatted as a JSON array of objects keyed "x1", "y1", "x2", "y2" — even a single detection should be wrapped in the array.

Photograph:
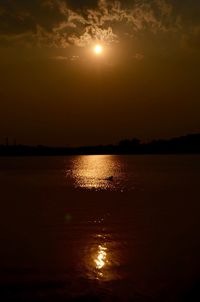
[{"x1": 0, "y1": 0, "x2": 200, "y2": 146}]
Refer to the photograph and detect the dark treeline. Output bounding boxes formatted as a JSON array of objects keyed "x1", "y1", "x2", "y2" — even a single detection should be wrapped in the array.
[{"x1": 0, "y1": 134, "x2": 200, "y2": 156}]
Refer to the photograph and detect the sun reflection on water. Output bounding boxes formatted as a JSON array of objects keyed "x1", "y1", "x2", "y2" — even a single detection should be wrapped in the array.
[
  {"x1": 83, "y1": 232, "x2": 123, "y2": 281},
  {"x1": 94, "y1": 245, "x2": 107, "y2": 270},
  {"x1": 66, "y1": 155, "x2": 121, "y2": 190}
]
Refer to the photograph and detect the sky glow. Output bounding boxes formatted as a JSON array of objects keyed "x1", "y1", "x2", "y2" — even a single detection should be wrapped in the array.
[{"x1": 0, "y1": 0, "x2": 199, "y2": 146}]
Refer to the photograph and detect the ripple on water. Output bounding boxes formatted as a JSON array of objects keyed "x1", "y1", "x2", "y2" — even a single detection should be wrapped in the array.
[{"x1": 65, "y1": 155, "x2": 138, "y2": 191}]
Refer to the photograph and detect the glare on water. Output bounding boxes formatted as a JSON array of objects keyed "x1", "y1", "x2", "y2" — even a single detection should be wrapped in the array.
[
  {"x1": 66, "y1": 155, "x2": 121, "y2": 190},
  {"x1": 94, "y1": 245, "x2": 107, "y2": 270},
  {"x1": 82, "y1": 232, "x2": 123, "y2": 281}
]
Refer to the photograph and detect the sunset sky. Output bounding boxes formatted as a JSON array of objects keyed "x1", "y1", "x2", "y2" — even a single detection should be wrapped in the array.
[{"x1": 0, "y1": 0, "x2": 200, "y2": 146}]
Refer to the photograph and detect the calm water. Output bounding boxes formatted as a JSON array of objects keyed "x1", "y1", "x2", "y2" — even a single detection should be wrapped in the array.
[{"x1": 0, "y1": 155, "x2": 200, "y2": 301}]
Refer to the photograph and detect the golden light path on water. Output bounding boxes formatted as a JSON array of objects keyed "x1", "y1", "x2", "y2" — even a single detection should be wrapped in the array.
[
  {"x1": 82, "y1": 232, "x2": 124, "y2": 281},
  {"x1": 67, "y1": 155, "x2": 121, "y2": 190},
  {"x1": 94, "y1": 245, "x2": 107, "y2": 270},
  {"x1": 86, "y1": 237, "x2": 110, "y2": 280},
  {"x1": 64, "y1": 156, "x2": 127, "y2": 281}
]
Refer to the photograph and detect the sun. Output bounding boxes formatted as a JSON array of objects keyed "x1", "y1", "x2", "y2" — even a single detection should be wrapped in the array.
[{"x1": 94, "y1": 44, "x2": 103, "y2": 55}]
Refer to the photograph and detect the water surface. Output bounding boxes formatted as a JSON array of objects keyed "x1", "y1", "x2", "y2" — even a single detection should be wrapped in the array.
[{"x1": 0, "y1": 155, "x2": 200, "y2": 301}]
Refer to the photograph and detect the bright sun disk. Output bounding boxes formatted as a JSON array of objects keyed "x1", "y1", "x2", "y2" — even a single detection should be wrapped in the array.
[{"x1": 94, "y1": 44, "x2": 103, "y2": 55}]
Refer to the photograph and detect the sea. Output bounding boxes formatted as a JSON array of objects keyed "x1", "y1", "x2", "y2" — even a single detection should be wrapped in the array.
[{"x1": 0, "y1": 155, "x2": 200, "y2": 301}]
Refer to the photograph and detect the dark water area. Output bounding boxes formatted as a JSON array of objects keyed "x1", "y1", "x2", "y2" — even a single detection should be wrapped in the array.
[{"x1": 0, "y1": 155, "x2": 200, "y2": 301}]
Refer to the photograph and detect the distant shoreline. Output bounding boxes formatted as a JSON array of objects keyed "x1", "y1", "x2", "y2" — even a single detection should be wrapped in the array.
[{"x1": 0, "y1": 133, "x2": 200, "y2": 156}]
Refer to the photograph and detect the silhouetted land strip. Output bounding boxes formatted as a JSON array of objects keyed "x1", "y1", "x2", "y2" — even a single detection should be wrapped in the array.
[{"x1": 0, "y1": 134, "x2": 200, "y2": 156}]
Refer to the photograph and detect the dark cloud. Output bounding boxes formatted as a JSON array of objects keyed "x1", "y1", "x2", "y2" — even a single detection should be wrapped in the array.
[
  {"x1": 0, "y1": 0, "x2": 184, "y2": 48},
  {"x1": 0, "y1": 0, "x2": 199, "y2": 56}
]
